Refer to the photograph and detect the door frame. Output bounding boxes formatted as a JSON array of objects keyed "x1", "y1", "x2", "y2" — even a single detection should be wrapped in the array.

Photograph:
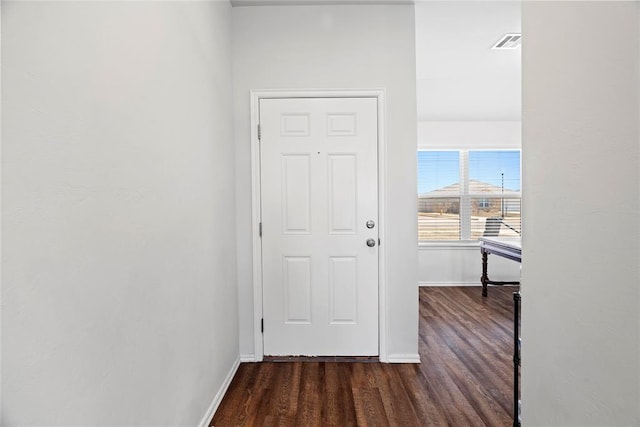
[{"x1": 250, "y1": 89, "x2": 389, "y2": 362}]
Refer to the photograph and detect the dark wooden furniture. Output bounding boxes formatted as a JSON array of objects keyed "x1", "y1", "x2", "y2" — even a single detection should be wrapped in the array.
[
  {"x1": 483, "y1": 216, "x2": 503, "y2": 237},
  {"x1": 478, "y1": 237, "x2": 522, "y2": 426},
  {"x1": 479, "y1": 237, "x2": 521, "y2": 297},
  {"x1": 513, "y1": 292, "x2": 521, "y2": 427}
]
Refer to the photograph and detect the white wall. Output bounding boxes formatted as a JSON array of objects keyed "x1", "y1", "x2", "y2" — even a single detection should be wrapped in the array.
[
  {"x1": 419, "y1": 244, "x2": 520, "y2": 286},
  {"x1": 418, "y1": 121, "x2": 521, "y2": 150},
  {"x1": 232, "y1": 5, "x2": 419, "y2": 361},
  {"x1": 522, "y1": 2, "x2": 640, "y2": 425},
  {"x1": 2, "y1": 2, "x2": 238, "y2": 425}
]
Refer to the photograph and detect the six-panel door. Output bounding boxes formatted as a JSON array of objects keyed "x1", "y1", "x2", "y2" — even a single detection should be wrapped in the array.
[{"x1": 260, "y1": 97, "x2": 379, "y2": 356}]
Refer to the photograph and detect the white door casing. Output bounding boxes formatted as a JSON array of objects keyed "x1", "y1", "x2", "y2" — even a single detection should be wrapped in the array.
[{"x1": 260, "y1": 97, "x2": 379, "y2": 356}]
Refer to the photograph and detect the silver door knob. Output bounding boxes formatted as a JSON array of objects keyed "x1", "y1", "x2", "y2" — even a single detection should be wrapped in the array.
[
  {"x1": 366, "y1": 220, "x2": 375, "y2": 229},
  {"x1": 366, "y1": 238, "x2": 376, "y2": 247}
]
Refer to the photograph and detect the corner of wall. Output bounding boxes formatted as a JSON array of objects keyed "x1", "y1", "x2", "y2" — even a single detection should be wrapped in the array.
[{"x1": 198, "y1": 357, "x2": 241, "y2": 427}]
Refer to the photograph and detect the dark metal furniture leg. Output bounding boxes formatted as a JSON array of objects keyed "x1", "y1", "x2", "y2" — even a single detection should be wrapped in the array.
[
  {"x1": 479, "y1": 244, "x2": 520, "y2": 297},
  {"x1": 513, "y1": 292, "x2": 521, "y2": 427},
  {"x1": 481, "y1": 250, "x2": 489, "y2": 297}
]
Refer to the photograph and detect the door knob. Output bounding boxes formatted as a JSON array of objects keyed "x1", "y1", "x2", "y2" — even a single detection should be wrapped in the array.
[
  {"x1": 366, "y1": 238, "x2": 376, "y2": 247},
  {"x1": 366, "y1": 220, "x2": 375, "y2": 229}
]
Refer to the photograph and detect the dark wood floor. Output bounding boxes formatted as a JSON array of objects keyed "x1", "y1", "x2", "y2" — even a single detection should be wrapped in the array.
[{"x1": 211, "y1": 286, "x2": 518, "y2": 426}]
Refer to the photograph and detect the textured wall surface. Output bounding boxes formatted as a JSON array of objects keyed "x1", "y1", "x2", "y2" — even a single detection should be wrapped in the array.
[
  {"x1": 522, "y1": 2, "x2": 640, "y2": 425},
  {"x1": 2, "y1": 2, "x2": 238, "y2": 424}
]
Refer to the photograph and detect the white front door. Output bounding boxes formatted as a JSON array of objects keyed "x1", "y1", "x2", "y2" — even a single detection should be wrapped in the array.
[{"x1": 260, "y1": 97, "x2": 379, "y2": 356}]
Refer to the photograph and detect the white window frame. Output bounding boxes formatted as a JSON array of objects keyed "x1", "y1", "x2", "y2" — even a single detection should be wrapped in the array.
[{"x1": 418, "y1": 149, "x2": 522, "y2": 245}]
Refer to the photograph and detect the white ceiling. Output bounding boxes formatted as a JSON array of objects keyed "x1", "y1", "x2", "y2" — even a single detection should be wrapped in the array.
[
  {"x1": 231, "y1": 0, "x2": 412, "y2": 5},
  {"x1": 415, "y1": 1, "x2": 521, "y2": 121}
]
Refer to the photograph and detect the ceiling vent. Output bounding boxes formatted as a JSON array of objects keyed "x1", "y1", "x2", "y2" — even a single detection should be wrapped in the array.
[{"x1": 492, "y1": 33, "x2": 521, "y2": 50}]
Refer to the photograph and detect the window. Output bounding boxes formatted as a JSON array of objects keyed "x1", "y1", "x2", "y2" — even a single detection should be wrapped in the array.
[
  {"x1": 418, "y1": 150, "x2": 521, "y2": 241},
  {"x1": 477, "y1": 198, "x2": 490, "y2": 209},
  {"x1": 417, "y1": 151, "x2": 460, "y2": 240}
]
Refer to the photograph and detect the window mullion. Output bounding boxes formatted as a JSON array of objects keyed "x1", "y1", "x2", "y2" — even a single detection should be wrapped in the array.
[{"x1": 459, "y1": 150, "x2": 471, "y2": 240}]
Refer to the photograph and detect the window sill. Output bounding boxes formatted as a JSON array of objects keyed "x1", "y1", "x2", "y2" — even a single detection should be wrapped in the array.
[{"x1": 418, "y1": 241, "x2": 480, "y2": 249}]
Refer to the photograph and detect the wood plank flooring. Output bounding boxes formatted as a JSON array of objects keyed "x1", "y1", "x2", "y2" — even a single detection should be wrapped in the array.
[{"x1": 211, "y1": 286, "x2": 518, "y2": 426}]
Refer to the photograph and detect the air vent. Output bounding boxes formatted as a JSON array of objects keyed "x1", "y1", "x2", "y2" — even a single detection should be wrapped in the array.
[{"x1": 492, "y1": 33, "x2": 521, "y2": 50}]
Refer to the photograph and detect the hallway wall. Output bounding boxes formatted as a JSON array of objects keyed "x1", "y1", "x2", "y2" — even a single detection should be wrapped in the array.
[
  {"x1": 2, "y1": 2, "x2": 238, "y2": 424},
  {"x1": 522, "y1": 2, "x2": 640, "y2": 424},
  {"x1": 232, "y1": 4, "x2": 419, "y2": 361}
]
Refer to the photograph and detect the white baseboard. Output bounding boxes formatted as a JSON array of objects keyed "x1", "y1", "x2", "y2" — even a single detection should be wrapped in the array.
[
  {"x1": 419, "y1": 282, "x2": 480, "y2": 287},
  {"x1": 198, "y1": 356, "x2": 241, "y2": 427},
  {"x1": 387, "y1": 353, "x2": 421, "y2": 363},
  {"x1": 240, "y1": 353, "x2": 256, "y2": 362}
]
